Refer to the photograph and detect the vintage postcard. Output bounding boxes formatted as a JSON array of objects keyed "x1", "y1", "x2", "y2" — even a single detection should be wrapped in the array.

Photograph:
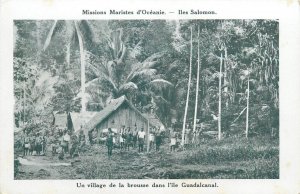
[{"x1": 0, "y1": 0, "x2": 299, "y2": 194}]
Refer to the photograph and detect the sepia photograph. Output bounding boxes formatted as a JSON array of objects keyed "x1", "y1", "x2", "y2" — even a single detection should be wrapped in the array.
[{"x1": 13, "y1": 19, "x2": 279, "y2": 180}]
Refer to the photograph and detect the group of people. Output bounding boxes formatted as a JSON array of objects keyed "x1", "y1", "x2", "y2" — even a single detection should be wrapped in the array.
[
  {"x1": 104, "y1": 126, "x2": 164, "y2": 157},
  {"x1": 20, "y1": 123, "x2": 202, "y2": 160},
  {"x1": 21, "y1": 131, "x2": 46, "y2": 156},
  {"x1": 50, "y1": 128, "x2": 86, "y2": 160},
  {"x1": 21, "y1": 127, "x2": 86, "y2": 160},
  {"x1": 169, "y1": 124, "x2": 203, "y2": 151}
]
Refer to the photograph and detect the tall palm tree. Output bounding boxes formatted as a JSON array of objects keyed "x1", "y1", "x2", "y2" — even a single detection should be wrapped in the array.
[
  {"x1": 218, "y1": 53, "x2": 223, "y2": 140},
  {"x1": 43, "y1": 20, "x2": 93, "y2": 114},
  {"x1": 181, "y1": 26, "x2": 193, "y2": 146},
  {"x1": 193, "y1": 26, "x2": 201, "y2": 133},
  {"x1": 246, "y1": 70, "x2": 250, "y2": 138},
  {"x1": 240, "y1": 68, "x2": 251, "y2": 138}
]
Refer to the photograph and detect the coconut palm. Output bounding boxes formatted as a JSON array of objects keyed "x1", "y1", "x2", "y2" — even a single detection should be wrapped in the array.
[
  {"x1": 85, "y1": 51, "x2": 173, "y2": 106},
  {"x1": 85, "y1": 28, "x2": 173, "y2": 109}
]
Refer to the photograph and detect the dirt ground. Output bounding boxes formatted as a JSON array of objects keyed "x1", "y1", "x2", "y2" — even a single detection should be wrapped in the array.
[{"x1": 15, "y1": 137, "x2": 279, "y2": 179}]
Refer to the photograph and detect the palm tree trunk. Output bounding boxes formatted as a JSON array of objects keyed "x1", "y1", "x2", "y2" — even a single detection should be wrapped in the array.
[
  {"x1": 246, "y1": 72, "x2": 250, "y2": 138},
  {"x1": 193, "y1": 26, "x2": 201, "y2": 133},
  {"x1": 74, "y1": 21, "x2": 86, "y2": 113},
  {"x1": 43, "y1": 20, "x2": 57, "y2": 51},
  {"x1": 181, "y1": 27, "x2": 193, "y2": 146},
  {"x1": 66, "y1": 42, "x2": 71, "y2": 68},
  {"x1": 36, "y1": 21, "x2": 41, "y2": 65},
  {"x1": 23, "y1": 81, "x2": 26, "y2": 126},
  {"x1": 224, "y1": 46, "x2": 229, "y2": 107},
  {"x1": 218, "y1": 53, "x2": 223, "y2": 140}
]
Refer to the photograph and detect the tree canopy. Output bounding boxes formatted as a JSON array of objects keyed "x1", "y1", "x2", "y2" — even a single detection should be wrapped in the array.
[{"x1": 14, "y1": 20, "x2": 279, "y2": 137}]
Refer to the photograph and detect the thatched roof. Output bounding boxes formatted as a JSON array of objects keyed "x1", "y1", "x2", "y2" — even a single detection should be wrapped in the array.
[
  {"x1": 84, "y1": 95, "x2": 148, "y2": 131},
  {"x1": 54, "y1": 114, "x2": 67, "y2": 129},
  {"x1": 70, "y1": 112, "x2": 98, "y2": 132},
  {"x1": 54, "y1": 112, "x2": 97, "y2": 132},
  {"x1": 142, "y1": 113, "x2": 165, "y2": 129}
]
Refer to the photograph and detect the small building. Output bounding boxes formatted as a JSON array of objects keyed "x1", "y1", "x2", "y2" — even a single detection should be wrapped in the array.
[
  {"x1": 53, "y1": 112, "x2": 72, "y2": 130},
  {"x1": 53, "y1": 112, "x2": 97, "y2": 132},
  {"x1": 69, "y1": 112, "x2": 97, "y2": 133},
  {"x1": 84, "y1": 95, "x2": 164, "y2": 143},
  {"x1": 142, "y1": 113, "x2": 166, "y2": 132}
]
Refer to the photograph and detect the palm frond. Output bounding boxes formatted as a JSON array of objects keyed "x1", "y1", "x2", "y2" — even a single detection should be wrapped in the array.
[
  {"x1": 129, "y1": 69, "x2": 157, "y2": 82},
  {"x1": 149, "y1": 79, "x2": 173, "y2": 95},
  {"x1": 119, "y1": 82, "x2": 138, "y2": 93},
  {"x1": 129, "y1": 40, "x2": 143, "y2": 58},
  {"x1": 150, "y1": 79, "x2": 173, "y2": 87},
  {"x1": 85, "y1": 74, "x2": 117, "y2": 93}
]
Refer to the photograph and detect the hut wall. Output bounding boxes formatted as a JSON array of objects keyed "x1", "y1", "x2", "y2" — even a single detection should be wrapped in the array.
[{"x1": 95, "y1": 103, "x2": 149, "y2": 135}]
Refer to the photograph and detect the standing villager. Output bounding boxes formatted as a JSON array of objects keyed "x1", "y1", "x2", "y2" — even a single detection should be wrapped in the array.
[
  {"x1": 23, "y1": 135, "x2": 30, "y2": 156},
  {"x1": 125, "y1": 127, "x2": 133, "y2": 151},
  {"x1": 78, "y1": 129, "x2": 86, "y2": 153},
  {"x1": 29, "y1": 134, "x2": 35, "y2": 155},
  {"x1": 92, "y1": 129, "x2": 98, "y2": 144},
  {"x1": 106, "y1": 128, "x2": 114, "y2": 158},
  {"x1": 62, "y1": 130, "x2": 71, "y2": 153},
  {"x1": 170, "y1": 131, "x2": 177, "y2": 152},
  {"x1": 184, "y1": 125, "x2": 192, "y2": 149},
  {"x1": 155, "y1": 130, "x2": 162, "y2": 151},
  {"x1": 70, "y1": 134, "x2": 78, "y2": 158},
  {"x1": 41, "y1": 134, "x2": 47, "y2": 155},
  {"x1": 137, "y1": 127, "x2": 146, "y2": 152},
  {"x1": 149, "y1": 130, "x2": 155, "y2": 151},
  {"x1": 120, "y1": 126, "x2": 125, "y2": 150},
  {"x1": 35, "y1": 133, "x2": 43, "y2": 155},
  {"x1": 132, "y1": 127, "x2": 138, "y2": 148},
  {"x1": 51, "y1": 140, "x2": 59, "y2": 156}
]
